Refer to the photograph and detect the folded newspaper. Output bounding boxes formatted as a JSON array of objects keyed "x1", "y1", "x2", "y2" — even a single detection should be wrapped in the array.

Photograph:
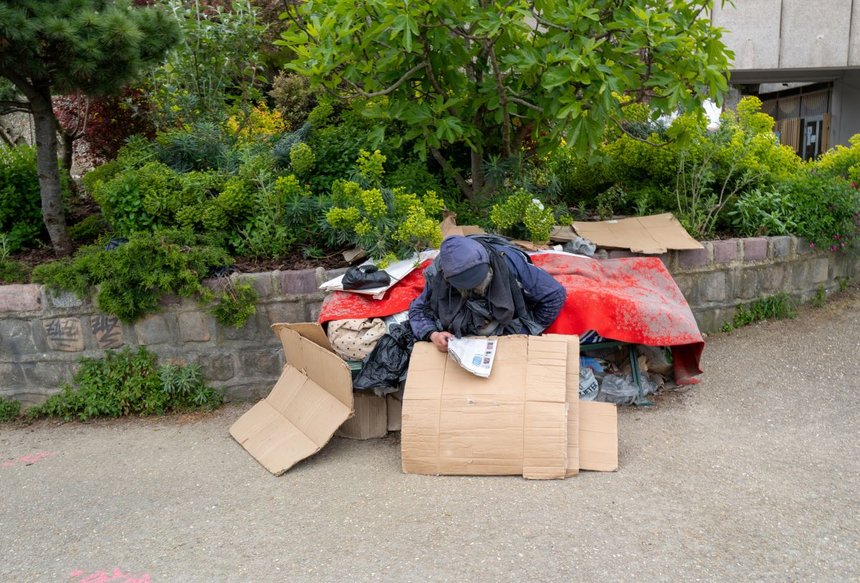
[{"x1": 447, "y1": 337, "x2": 498, "y2": 378}]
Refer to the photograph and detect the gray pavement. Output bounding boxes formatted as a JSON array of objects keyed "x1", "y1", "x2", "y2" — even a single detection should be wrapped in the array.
[{"x1": 2, "y1": 288, "x2": 859, "y2": 583}]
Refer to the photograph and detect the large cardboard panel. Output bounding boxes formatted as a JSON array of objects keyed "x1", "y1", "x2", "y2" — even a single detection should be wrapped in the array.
[
  {"x1": 402, "y1": 335, "x2": 571, "y2": 479},
  {"x1": 230, "y1": 323, "x2": 353, "y2": 475},
  {"x1": 579, "y1": 400, "x2": 618, "y2": 472},
  {"x1": 572, "y1": 213, "x2": 703, "y2": 254}
]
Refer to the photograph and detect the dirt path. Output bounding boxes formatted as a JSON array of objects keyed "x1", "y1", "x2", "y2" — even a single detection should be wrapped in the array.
[{"x1": 2, "y1": 289, "x2": 858, "y2": 582}]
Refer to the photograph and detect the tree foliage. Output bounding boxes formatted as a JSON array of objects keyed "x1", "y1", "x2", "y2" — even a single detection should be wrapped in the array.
[
  {"x1": 0, "y1": 0, "x2": 180, "y2": 256},
  {"x1": 279, "y1": 0, "x2": 732, "y2": 199}
]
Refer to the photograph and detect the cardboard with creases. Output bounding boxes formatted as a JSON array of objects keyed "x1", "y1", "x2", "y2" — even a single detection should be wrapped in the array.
[
  {"x1": 230, "y1": 323, "x2": 353, "y2": 475},
  {"x1": 402, "y1": 334, "x2": 585, "y2": 479},
  {"x1": 572, "y1": 213, "x2": 703, "y2": 254}
]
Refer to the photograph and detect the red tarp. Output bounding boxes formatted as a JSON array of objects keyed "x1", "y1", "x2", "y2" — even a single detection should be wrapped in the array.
[{"x1": 319, "y1": 254, "x2": 704, "y2": 384}]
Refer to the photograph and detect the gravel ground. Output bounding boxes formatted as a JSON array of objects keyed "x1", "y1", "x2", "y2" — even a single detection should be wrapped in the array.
[{"x1": 2, "y1": 288, "x2": 858, "y2": 583}]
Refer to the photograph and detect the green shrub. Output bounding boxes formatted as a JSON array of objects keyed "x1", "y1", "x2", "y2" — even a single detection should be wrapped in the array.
[
  {"x1": 209, "y1": 280, "x2": 257, "y2": 328},
  {"x1": 90, "y1": 161, "x2": 182, "y2": 236},
  {"x1": 155, "y1": 122, "x2": 235, "y2": 173},
  {"x1": 0, "y1": 396, "x2": 21, "y2": 422},
  {"x1": 68, "y1": 214, "x2": 109, "y2": 243},
  {"x1": 387, "y1": 160, "x2": 447, "y2": 199},
  {"x1": 326, "y1": 152, "x2": 444, "y2": 262},
  {"x1": 146, "y1": 0, "x2": 265, "y2": 128},
  {"x1": 722, "y1": 293, "x2": 797, "y2": 332},
  {"x1": 32, "y1": 230, "x2": 256, "y2": 327},
  {"x1": 269, "y1": 72, "x2": 316, "y2": 130},
  {"x1": 814, "y1": 134, "x2": 860, "y2": 181},
  {"x1": 233, "y1": 174, "x2": 328, "y2": 258},
  {"x1": 0, "y1": 258, "x2": 29, "y2": 284},
  {"x1": 490, "y1": 189, "x2": 555, "y2": 244},
  {"x1": 27, "y1": 347, "x2": 222, "y2": 421},
  {"x1": 289, "y1": 142, "x2": 315, "y2": 177},
  {"x1": 306, "y1": 102, "x2": 392, "y2": 193},
  {"x1": 729, "y1": 187, "x2": 798, "y2": 237},
  {"x1": 0, "y1": 145, "x2": 45, "y2": 252},
  {"x1": 779, "y1": 175, "x2": 860, "y2": 250},
  {"x1": 812, "y1": 285, "x2": 827, "y2": 308}
]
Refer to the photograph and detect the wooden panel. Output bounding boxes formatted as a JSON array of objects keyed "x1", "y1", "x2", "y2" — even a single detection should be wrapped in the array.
[
  {"x1": 821, "y1": 112, "x2": 832, "y2": 153},
  {"x1": 777, "y1": 118, "x2": 802, "y2": 154}
]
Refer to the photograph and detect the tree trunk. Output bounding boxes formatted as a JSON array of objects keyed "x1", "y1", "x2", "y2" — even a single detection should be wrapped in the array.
[
  {"x1": 30, "y1": 89, "x2": 73, "y2": 257},
  {"x1": 60, "y1": 130, "x2": 78, "y2": 196}
]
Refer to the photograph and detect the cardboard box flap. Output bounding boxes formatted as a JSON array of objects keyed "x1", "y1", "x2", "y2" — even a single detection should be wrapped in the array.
[
  {"x1": 402, "y1": 335, "x2": 572, "y2": 479},
  {"x1": 440, "y1": 211, "x2": 487, "y2": 239},
  {"x1": 572, "y1": 213, "x2": 703, "y2": 254},
  {"x1": 230, "y1": 323, "x2": 353, "y2": 475},
  {"x1": 273, "y1": 322, "x2": 333, "y2": 354}
]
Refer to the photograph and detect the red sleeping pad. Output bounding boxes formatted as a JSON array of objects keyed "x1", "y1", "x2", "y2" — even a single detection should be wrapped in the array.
[{"x1": 319, "y1": 254, "x2": 704, "y2": 384}]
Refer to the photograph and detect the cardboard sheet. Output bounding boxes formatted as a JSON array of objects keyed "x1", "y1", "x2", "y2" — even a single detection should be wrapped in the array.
[
  {"x1": 402, "y1": 335, "x2": 576, "y2": 479},
  {"x1": 572, "y1": 213, "x2": 703, "y2": 254},
  {"x1": 337, "y1": 393, "x2": 388, "y2": 440},
  {"x1": 579, "y1": 400, "x2": 618, "y2": 472},
  {"x1": 230, "y1": 323, "x2": 353, "y2": 475},
  {"x1": 440, "y1": 212, "x2": 487, "y2": 239}
]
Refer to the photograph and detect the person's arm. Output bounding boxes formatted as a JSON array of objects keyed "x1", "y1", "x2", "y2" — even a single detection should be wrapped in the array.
[
  {"x1": 508, "y1": 254, "x2": 567, "y2": 332},
  {"x1": 408, "y1": 287, "x2": 454, "y2": 351}
]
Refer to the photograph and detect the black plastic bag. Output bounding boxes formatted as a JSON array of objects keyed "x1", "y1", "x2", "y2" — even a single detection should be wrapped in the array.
[
  {"x1": 342, "y1": 265, "x2": 391, "y2": 290},
  {"x1": 353, "y1": 323, "x2": 415, "y2": 396}
]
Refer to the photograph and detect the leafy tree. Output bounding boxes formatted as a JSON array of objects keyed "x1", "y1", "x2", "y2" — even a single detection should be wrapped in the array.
[
  {"x1": 0, "y1": 0, "x2": 180, "y2": 256},
  {"x1": 280, "y1": 0, "x2": 732, "y2": 200}
]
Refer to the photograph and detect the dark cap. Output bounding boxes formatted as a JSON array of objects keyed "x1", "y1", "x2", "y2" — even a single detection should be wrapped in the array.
[{"x1": 439, "y1": 236, "x2": 490, "y2": 290}]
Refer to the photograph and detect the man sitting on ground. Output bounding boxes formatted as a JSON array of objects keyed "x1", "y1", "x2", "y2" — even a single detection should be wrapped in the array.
[{"x1": 409, "y1": 235, "x2": 567, "y2": 352}]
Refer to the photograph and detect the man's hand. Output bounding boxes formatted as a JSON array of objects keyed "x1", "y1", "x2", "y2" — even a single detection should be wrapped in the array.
[{"x1": 429, "y1": 331, "x2": 455, "y2": 352}]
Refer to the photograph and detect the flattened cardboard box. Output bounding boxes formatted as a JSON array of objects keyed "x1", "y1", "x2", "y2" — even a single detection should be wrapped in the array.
[
  {"x1": 401, "y1": 334, "x2": 618, "y2": 479},
  {"x1": 230, "y1": 323, "x2": 353, "y2": 475},
  {"x1": 572, "y1": 212, "x2": 703, "y2": 254}
]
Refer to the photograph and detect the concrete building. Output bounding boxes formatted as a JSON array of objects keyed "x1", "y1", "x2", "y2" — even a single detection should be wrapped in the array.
[{"x1": 712, "y1": 0, "x2": 860, "y2": 159}]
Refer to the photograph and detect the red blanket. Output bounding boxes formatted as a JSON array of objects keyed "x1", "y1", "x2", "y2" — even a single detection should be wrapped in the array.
[{"x1": 319, "y1": 254, "x2": 704, "y2": 384}]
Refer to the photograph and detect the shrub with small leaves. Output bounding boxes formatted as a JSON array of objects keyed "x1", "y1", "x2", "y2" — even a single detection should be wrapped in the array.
[
  {"x1": 27, "y1": 347, "x2": 222, "y2": 421},
  {"x1": 0, "y1": 145, "x2": 45, "y2": 252},
  {"x1": 0, "y1": 233, "x2": 30, "y2": 284},
  {"x1": 815, "y1": 134, "x2": 860, "y2": 181},
  {"x1": 289, "y1": 142, "x2": 315, "y2": 177},
  {"x1": 356, "y1": 149, "x2": 386, "y2": 185},
  {"x1": 155, "y1": 122, "x2": 235, "y2": 173},
  {"x1": 0, "y1": 396, "x2": 21, "y2": 422},
  {"x1": 490, "y1": 190, "x2": 555, "y2": 244},
  {"x1": 722, "y1": 293, "x2": 797, "y2": 333},
  {"x1": 226, "y1": 101, "x2": 287, "y2": 145},
  {"x1": 90, "y1": 161, "x2": 182, "y2": 236},
  {"x1": 325, "y1": 155, "x2": 444, "y2": 260},
  {"x1": 209, "y1": 280, "x2": 257, "y2": 328},
  {"x1": 269, "y1": 72, "x2": 316, "y2": 129},
  {"x1": 31, "y1": 229, "x2": 256, "y2": 327}
]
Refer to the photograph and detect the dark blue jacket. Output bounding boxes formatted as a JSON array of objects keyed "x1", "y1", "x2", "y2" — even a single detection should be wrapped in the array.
[{"x1": 409, "y1": 242, "x2": 566, "y2": 340}]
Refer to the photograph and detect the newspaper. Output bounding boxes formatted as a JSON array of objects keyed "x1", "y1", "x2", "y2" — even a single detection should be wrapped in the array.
[{"x1": 447, "y1": 337, "x2": 498, "y2": 378}]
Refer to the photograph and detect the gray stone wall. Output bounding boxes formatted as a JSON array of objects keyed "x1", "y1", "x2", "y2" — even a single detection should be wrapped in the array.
[
  {"x1": 1, "y1": 236, "x2": 857, "y2": 405},
  {"x1": 712, "y1": 0, "x2": 860, "y2": 70}
]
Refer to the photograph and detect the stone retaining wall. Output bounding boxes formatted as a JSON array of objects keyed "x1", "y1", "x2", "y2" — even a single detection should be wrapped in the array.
[{"x1": 1, "y1": 236, "x2": 857, "y2": 405}]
